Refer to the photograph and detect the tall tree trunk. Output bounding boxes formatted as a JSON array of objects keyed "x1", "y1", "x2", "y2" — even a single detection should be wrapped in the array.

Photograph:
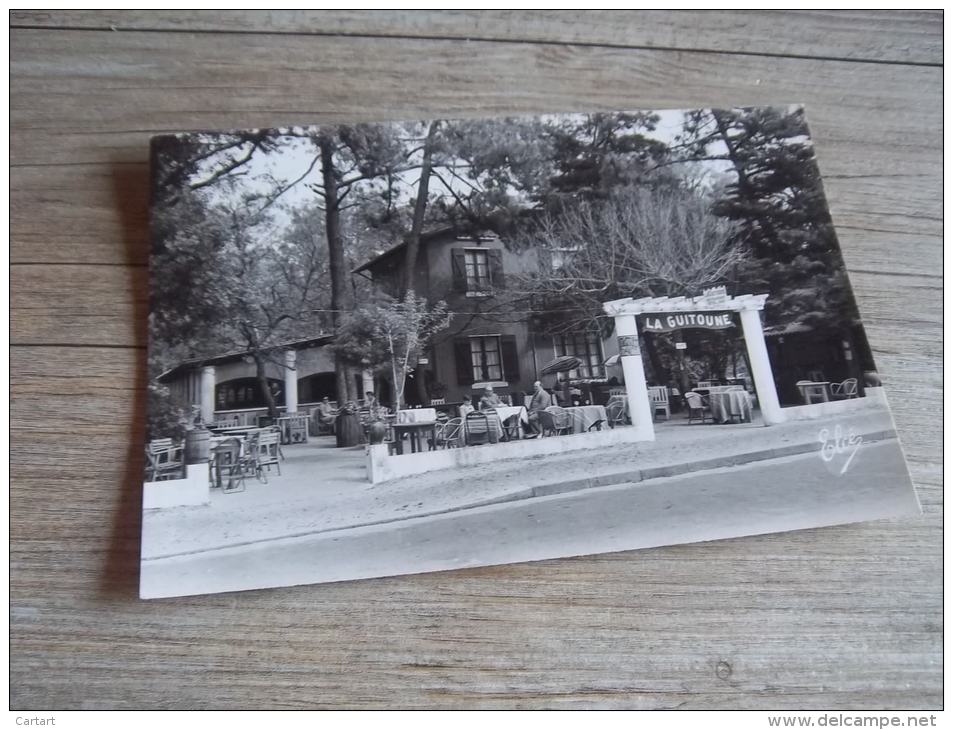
[
  {"x1": 253, "y1": 352, "x2": 279, "y2": 418},
  {"x1": 403, "y1": 121, "x2": 440, "y2": 296},
  {"x1": 319, "y1": 135, "x2": 352, "y2": 406}
]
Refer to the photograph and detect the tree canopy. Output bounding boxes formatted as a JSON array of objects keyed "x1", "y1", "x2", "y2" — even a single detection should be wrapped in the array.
[{"x1": 149, "y1": 105, "x2": 864, "y2": 420}]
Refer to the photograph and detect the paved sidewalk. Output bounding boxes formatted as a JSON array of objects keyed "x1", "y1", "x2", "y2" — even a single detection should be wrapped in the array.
[{"x1": 142, "y1": 408, "x2": 898, "y2": 559}]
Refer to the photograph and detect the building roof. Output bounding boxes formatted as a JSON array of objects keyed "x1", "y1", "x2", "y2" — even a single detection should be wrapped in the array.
[
  {"x1": 352, "y1": 225, "x2": 496, "y2": 274},
  {"x1": 157, "y1": 333, "x2": 333, "y2": 383}
]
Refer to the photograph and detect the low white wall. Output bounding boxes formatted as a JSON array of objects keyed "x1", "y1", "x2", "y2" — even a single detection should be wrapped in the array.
[
  {"x1": 142, "y1": 464, "x2": 210, "y2": 509},
  {"x1": 781, "y1": 387, "x2": 888, "y2": 422},
  {"x1": 367, "y1": 426, "x2": 653, "y2": 485}
]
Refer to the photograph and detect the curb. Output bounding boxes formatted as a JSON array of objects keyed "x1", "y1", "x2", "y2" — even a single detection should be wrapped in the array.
[
  {"x1": 460, "y1": 429, "x2": 897, "y2": 505},
  {"x1": 144, "y1": 428, "x2": 897, "y2": 562}
]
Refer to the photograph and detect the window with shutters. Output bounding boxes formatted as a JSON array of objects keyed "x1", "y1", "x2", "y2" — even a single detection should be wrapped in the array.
[
  {"x1": 470, "y1": 336, "x2": 502, "y2": 382},
  {"x1": 554, "y1": 331, "x2": 606, "y2": 379},
  {"x1": 464, "y1": 249, "x2": 491, "y2": 290}
]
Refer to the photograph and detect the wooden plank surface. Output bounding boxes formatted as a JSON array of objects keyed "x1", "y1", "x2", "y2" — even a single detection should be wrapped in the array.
[
  {"x1": 10, "y1": 11, "x2": 942, "y2": 709},
  {"x1": 10, "y1": 9, "x2": 943, "y2": 65}
]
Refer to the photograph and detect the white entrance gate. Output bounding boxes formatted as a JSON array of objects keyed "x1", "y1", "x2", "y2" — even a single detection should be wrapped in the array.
[{"x1": 603, "y1": 288, "x2": 784, "y2": 441}]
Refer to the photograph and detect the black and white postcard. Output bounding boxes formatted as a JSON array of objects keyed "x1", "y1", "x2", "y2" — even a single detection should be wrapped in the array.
[{"x1": 140, "y1": 106, "x2": 920, "y2": 598}]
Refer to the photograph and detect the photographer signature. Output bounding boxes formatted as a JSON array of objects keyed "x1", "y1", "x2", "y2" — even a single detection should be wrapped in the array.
[{"x1": 818, "y1": 424, "x2": 863, "y2": 475}]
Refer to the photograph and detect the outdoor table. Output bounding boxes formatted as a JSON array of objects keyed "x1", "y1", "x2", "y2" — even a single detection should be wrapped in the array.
[
  {"x1": 565, "y1": 404, "x2": 608, "y2": 434},
  {"x1": 797, "y1": 381, "x2": 830, "y2": 404},
  {"x1": 208, "y1": 425, "x2": 265, "y2": 437},
  {"x1": 392, "y1": 421, "x2": 438, "y2": 454},
  {"x1": 492, "y1": 405, "x2": 529, "y2": 439},
  {"x1": 397, "y1": 408, "x2": 437, "y2": 424},
  {"x1": 707, "y1": 390, "x2": 753, "y2": 424}
]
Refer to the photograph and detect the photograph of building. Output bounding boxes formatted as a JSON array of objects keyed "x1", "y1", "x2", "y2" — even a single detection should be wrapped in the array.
[{"x1": 140, "y1": 106, "x2": 918, "y2": 598}]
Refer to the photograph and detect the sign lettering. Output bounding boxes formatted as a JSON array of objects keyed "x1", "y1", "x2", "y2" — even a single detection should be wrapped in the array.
[{"x1": 640, "y1": 312, "x2": 734, "y2": 333}]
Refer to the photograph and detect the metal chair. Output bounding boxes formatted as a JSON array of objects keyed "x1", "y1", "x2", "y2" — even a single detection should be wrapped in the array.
[
  {"x1": 464, "y1": 411, "x2": 492, "y2": 446},
  {"x1": 831, "y1": 378, "x2": 859, "y2": 400},
  {"x1": 685, "y1": 392, "x2": 712, "y2": 424},
  {"x1": 210, "y1": 438, "x2": 251, "y2": 493},
  {"x1": 250, "y1": 430, "x2": 282, "y2": 481}
]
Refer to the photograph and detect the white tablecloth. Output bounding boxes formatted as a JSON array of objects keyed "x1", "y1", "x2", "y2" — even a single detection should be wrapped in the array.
[
  {"x1": 708, "y1": 390, "x2": 753, "y2": 424},
  {"x1": 397, "y1": 408, "x2": 437, "y2": 424},
  {"x1": 493, "y1": 406, "x2": 529, "y2": 438},
  {"x1": 492, "y1": 405, "x2": 529, "y2": 430},
  {"x1": 565, "y1": 405, "x2": 608, "y2": 433}
]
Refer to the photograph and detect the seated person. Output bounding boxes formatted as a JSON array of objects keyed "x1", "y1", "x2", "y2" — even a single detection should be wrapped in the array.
[
  {"x1": 479, "y1": 386, "x2": 503, "y2": 410},
  {"x1": 458, "y1": 394, "x2": 475, "y2": 419},
  {"x1": 315, "y1": 397, "x2": 337, "y2": 434}
]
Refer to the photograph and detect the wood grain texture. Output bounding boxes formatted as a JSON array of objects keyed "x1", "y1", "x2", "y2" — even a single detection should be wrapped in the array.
[
  {"x1": 10, "y1": 11, "x2": 941, "y2": 709},
  {"x1": 10, "y1": 9, "x2": 943, "y2": 65}
]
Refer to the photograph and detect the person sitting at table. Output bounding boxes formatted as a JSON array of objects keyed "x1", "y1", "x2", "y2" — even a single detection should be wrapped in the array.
[
  {"x1": 459, "y1": 394, "x2": 474, "y2": 419},
  {"x1": 316, "y1": 397, "x2": 337, "y2": 434},
  {"x1": 524, "y1": 380, "x2": 551, "y2": 438},
  {"x1": 364, "y1": 390, "x2": 379, "y2": 414},
  {"x1": 479, "y1": 386, "x2": 503, "y2": 410}
]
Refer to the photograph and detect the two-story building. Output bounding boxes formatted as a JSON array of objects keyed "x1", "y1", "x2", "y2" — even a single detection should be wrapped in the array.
[
  {"x1": 353, "y1": 226, "x2": 614, "y2": 406},
  {"x1": 156, "y1": 226, "x2": 617, "y2": 421}
]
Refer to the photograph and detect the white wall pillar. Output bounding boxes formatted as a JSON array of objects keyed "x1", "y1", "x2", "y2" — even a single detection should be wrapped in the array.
[
  {"x1": 739, "y1": 308, "x2": 785, "y2": 425},
  {"x1": 614, "y1": 314, "x2": 656, "y2": 441},
  {"x1": 200, "y1": 366, "x2": 216, "y2": 425},
  {"x1": 284, "y1": 350, "x2": 298, "y2": 414}
]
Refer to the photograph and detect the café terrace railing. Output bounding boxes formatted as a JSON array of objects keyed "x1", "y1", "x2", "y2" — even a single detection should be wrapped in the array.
[{"x1": 212, "y1": 402, "x2": 326, "y2": 428}]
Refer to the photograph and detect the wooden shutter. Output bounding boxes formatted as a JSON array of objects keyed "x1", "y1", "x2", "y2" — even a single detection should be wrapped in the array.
[
  {"x1": 500, "y1": 335, "x2": 520, "y2": 382},
  {"x1": 454, "y1": 338, "x2": 474, "y2": 385},
  {"x1": 451, "y1": 249, "x2": 467, "y2": 292},
  {"x1": 487, "y1": 249, "x2": 504, "y2": 288}
]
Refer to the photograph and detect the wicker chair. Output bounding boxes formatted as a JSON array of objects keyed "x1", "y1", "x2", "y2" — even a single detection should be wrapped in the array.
[
  {"x1": 431, "y1": 417, "x2": 463, "y2": 449},
  {"x1": 684, "y1": 392, "x2": 712, "y2": 424},
  {"x1": 606, "y1": 400, "x2": 627, "y2": 428},
  {"x1": 830, "y1": 378, "x2": 859, "y2": 400}
]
